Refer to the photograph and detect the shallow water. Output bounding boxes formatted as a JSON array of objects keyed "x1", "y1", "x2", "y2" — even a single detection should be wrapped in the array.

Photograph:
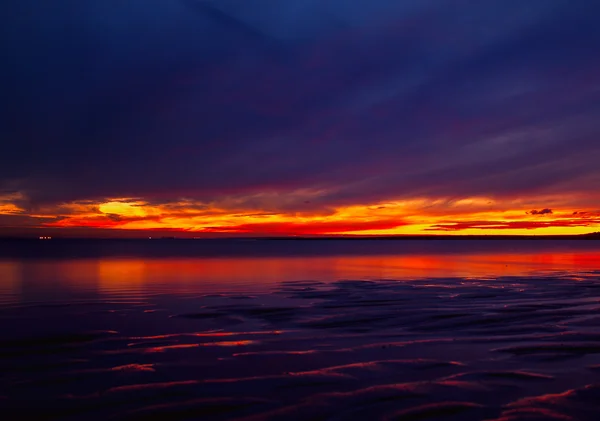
[{"x1": 1, "y1": 240, "x2": 600, "y2": 420}]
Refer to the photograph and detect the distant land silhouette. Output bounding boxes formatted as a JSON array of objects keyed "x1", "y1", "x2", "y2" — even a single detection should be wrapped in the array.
[
  {"x1": 0, "y1": 232, "x2": 599, "y2": 241},
  {"x1": 262, "y1": 232, "x2": 600, "y2": 241}
]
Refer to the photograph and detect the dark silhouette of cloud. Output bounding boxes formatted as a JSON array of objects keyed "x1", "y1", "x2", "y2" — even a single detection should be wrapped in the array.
[{"x1": 528, "y1": 208, "x2": 553, "y2": 215}]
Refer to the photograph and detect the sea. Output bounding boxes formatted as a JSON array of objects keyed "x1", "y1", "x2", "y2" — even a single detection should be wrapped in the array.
[{"x1": 1, "y1": 239, "x2": 600, "y2": 420}]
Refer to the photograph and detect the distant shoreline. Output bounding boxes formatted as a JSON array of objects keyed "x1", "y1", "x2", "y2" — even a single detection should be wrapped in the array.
[{"x1": 0, "y1": 233, "x2": 598, "y2": 241}]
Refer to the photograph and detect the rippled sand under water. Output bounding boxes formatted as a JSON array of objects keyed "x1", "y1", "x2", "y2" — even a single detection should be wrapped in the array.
[{"x1": 3, "y1": 274, "x2": 600, "y2": 420}]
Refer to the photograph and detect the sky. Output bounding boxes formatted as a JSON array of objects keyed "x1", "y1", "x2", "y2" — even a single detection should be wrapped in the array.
[{"x1": 1, "y1": 0, "x2": 600, "y2": 237}]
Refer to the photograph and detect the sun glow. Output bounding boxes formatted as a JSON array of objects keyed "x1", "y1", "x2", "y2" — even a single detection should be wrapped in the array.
[
  {"x1": 98, "y1": 201, "x2": 153, "y2": 217},
  {"x1": 5, "y1": 192, "x2": 589, "y2": 236}
]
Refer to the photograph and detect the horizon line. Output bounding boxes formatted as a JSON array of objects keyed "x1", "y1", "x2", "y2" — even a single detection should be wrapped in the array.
[{"x1": 0, "y1": 232, "x2": 599, "y2": 241}]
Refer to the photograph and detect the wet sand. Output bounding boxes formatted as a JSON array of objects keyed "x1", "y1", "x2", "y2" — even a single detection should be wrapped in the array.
[
  {"x1": 2, "y1": 241, "x2": 600, "y2": 420},
  {"x1": 3, "y1": 272, "x2": 600, "y2": 420}
]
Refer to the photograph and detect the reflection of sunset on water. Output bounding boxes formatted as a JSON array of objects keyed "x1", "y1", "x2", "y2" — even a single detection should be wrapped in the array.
[
  {"x1": 0, "y1": 261, "x2": 22, "y2": 301},
  {"x1": 1, "y1": 248, "x2": 599, "y2": 303},
  {"x1": 97, "y1": 260, "x2": 146, "y2": 292}
]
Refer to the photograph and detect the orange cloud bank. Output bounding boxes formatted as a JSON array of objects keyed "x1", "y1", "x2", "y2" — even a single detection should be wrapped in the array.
[{"x1": 1, "y1": 192, "x2": 599, "y2": 237}]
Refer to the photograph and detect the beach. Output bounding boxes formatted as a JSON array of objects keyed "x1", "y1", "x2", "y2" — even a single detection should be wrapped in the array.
[{"x1": 1, "y1": 240, "x2": 600, "y2": 420}]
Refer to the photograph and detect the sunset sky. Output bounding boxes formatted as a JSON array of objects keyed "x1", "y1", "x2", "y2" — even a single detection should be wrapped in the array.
[{"x1": 2, "y1": 0, "x2": 600, "y2": 237}]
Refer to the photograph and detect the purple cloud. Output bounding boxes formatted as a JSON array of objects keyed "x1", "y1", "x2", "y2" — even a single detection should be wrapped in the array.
[{"x1": 1, "y1": 0, "x2": 600, "y2": 213}]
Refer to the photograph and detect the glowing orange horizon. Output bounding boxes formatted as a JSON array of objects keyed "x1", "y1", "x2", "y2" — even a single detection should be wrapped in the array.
[{"x1": 1, "y1": 193, "x2": 599, "y2": 236}]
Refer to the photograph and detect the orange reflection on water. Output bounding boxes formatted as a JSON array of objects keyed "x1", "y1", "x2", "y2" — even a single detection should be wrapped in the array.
[
  {"x1": 91, "y1": 250, "x2": 600, "y2": 292},
  {"x1": 202, "y1": 340, "x2": 257, "y2": 347},
  {"x1": 2, "y1": 249, "x2": 599, "y2": 302},
  {"x1": 96, "y1": 257, "x2": 341, "y2": 292},
  {"x1": 144, "y1": 344, "x2": 200, "y2": 353},
  {"x1": 97, "y1": 260, "x2": 146, "y2": 292},
  {"x1": 0, "y1": 261, "x2": 22, "y2": 298}
]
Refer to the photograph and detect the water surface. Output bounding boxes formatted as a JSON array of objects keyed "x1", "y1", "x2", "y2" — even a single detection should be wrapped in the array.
[{"x1": 1, "y1": 239, "x2": 600, "y2": 420}]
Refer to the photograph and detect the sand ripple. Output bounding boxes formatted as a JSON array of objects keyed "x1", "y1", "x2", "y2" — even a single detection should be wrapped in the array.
[{"x1": 2, "y1": 275, "x2": 600, "y2": 420}]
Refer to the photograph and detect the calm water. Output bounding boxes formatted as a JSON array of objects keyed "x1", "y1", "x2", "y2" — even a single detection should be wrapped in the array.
[{"x1": 1, "y1": 239, "x2": 600, "y2": 420}]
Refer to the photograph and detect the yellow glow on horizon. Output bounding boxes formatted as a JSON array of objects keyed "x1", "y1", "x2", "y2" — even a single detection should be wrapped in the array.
[
  {"x1": 98, "y1": 201, "x2": 154, "y2": 217},
  {"x1": 97, "y1": 197, "x2": 600, "y2": 235},
  {"x1": 349, "y1": 225, "x2": 596, "y2": 236},
  {"x1": 0, "y1": 193, "x2": 596, "y2": 236},
  {"x1": 0, "y1": 204, "x2": 23, "y2": 214}
]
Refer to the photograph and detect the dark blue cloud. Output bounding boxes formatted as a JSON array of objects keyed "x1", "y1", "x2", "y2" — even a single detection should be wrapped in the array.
[{"x1": 1, "y1": 0, "x2": 600, "y2": 210}]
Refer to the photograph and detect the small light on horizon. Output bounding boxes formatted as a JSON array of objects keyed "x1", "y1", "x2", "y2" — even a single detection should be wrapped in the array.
[{"x1": 39, "y1": 236, "x2": 52, "y2": 240}]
